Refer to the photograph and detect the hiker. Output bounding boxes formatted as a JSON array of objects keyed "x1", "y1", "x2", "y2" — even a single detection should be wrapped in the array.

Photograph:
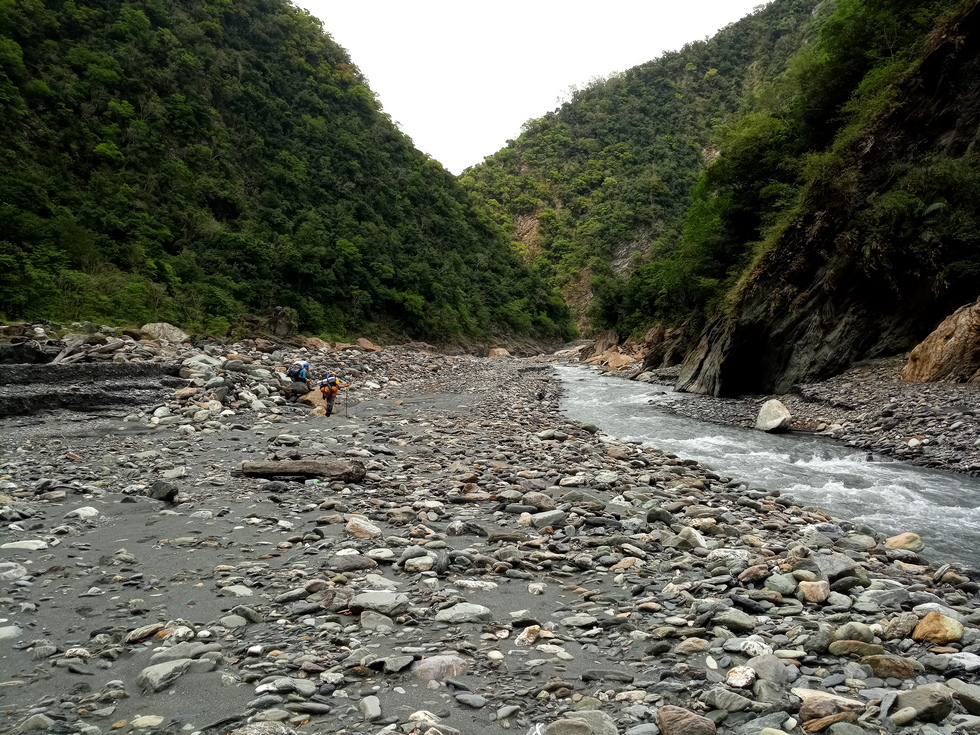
[
  {"x1": 285, "y1": 360, "x2": 312, "y2": 395},
  {"x1": 318, "y1": 371, "x2": 349, "y2": 416}
]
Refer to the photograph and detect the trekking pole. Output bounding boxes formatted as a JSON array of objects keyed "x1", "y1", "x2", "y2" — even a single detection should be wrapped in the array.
[{"x1": 344, "y1": 385, "x2": 349, "y2": 419}]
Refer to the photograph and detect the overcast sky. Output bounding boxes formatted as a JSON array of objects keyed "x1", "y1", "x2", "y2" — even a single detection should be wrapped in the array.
[{"x1": 299, "y1": 1, "x2": 766, "y2": 174}]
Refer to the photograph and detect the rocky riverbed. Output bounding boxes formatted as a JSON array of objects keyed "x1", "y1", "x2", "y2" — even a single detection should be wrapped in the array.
[
  {"x1": 3, "y1": 337, "x2": 980, "y2": 735},
  {"x1": 638, "y1": 360, "x2": 980, "y2": 477}
]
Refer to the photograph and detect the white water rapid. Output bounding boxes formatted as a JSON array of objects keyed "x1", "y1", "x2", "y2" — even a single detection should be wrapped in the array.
[{"x1": 557, "y1": 364, "x2": 980, "y2": 569}]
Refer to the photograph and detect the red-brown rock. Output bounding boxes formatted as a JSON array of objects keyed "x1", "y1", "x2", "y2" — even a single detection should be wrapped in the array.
[
  {"x1": 656, "y1": 705, "x2": 716, "y2": 735},
  {"x1": 902, "y1": 298, "x2": 980, "y2": 383}
]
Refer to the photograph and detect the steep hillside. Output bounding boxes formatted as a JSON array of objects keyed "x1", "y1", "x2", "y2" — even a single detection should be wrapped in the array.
[
  {"x1": 676, "y1": 0, "x2": 980, "y2": 395},
  {"x1": 0, "y1": 0, "x2": 571, "y2": 341},
  {"x1": 459, "y1": 0, "x2": 819, "y2": 331}
]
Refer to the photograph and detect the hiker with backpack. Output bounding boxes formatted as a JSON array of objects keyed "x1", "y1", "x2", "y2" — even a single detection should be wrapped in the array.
[
  {"x1": 317, "y1": 371, "x2": 349, "y2": 417},
  {"x1": 285, "y1": 360, "x2": 312, "y2": 395}
]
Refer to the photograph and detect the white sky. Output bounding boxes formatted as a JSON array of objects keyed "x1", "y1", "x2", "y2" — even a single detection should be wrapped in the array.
[{"x1": 299, "y1": 1, "x2": 766, "y2": 174}]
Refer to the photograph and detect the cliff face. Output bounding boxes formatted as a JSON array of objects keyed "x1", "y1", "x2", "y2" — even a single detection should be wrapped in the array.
[{"x1": 677, "y1": 2, "x2": 980, "y2": 396}]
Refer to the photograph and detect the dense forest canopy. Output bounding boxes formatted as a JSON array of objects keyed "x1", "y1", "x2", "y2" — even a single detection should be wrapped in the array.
[
  {"x1": 463, "y1": 0, "x2": 979, "y2": 346},
  {"x1": 0, "y1": 0, "x2": 572, "y2": 341},
  {"x1": 624, "y1": 0, "x2": 978, "y2": 336},
  {"x1": 459, "y1": 0, "x2": 821, "y2": 333}
]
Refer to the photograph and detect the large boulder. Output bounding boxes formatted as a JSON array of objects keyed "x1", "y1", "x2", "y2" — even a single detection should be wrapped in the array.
[
  {"x1": 902, "y1": 298, "x2": 980, "y2": 383},
  {"x1": 581, "y1": 331, "x2": 619, "y2": 362},
  {"x1": 756, "y1": 399, "x2": 793, "y2": 433},
  {"x1": 140, "y1": 323, "x2": 189, "y2": 343},
  {"x1": 604, "y1": 350, "x2": 635, "y2": 371}
]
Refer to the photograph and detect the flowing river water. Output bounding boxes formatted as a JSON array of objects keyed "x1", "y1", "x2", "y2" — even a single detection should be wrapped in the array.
[{"x1": 557, "y1": 364, "x2": 980, "y2": 570}]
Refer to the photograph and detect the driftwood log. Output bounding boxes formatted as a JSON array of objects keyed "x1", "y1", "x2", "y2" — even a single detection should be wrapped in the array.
[
  {"x1": 238, "y1": 459, "x2": 366, "y2": 483},
  {"x1": 51, "y1": 339, "x2": 128, "y2": 364}
]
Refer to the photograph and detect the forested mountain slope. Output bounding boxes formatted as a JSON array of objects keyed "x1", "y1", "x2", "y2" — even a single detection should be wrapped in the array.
[
  {"x1": 0, "y1": 0, "x2": 571, "y2": 341},
  {"x1": 459, "y1": 0, "x2": 820, "y2": 331},
  {"x1": 677, "y1": 0, "x2": 980, "y2": 395}
]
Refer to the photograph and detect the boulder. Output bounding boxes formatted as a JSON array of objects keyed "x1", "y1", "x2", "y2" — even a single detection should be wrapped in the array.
[
  {"x1": 913, "y1": 611, "x2": 964, "y2": 644},
  {"x1": 902, "y1": 298, "x2": 980, "y2": 383},
  {"x1": 586, "y1": 331, "x2": 619, "y2": 360},
  {"x1": 303, "y1": 337, "x2": 328, "y2": 350},
  {"x1": 139, "y1": 322, "x2": 189, "y2": 343},
  {"x1": 885, "y1": 532, "x2": 924, "y2": 552},
  {"x1": 895, "y1": 683, "x2": 955, "y2": 723},
  {"x1": 605, "y1": 350, "x2": 635, "y2": 371},
  {"x1": 644, "y1": 324, "x2": 666, "y2": 346},
  {"x1": 756, "y1": 399, "x2": 793, "y2": 433},
  {"x1": 489, "y1": 348, "x2": 511, "y2": 358},
  {"x1": 298, "y1": 390, "x2": 327, "y2": 411},
  {"x1": 356, "y1": 337, "x2": 380, "y2": 352}
]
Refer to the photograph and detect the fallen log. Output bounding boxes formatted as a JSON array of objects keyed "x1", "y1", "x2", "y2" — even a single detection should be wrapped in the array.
[{"x1": 238, "y1": 459, "x2": 366, "y2": 483}]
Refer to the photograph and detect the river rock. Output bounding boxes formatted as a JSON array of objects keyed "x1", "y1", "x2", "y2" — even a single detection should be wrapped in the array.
[
  {"x1": 137, "y1": 659, "x2": 192, "y2": 692},
  {"x1": 948, "y1": 678, "x2": 980, "y2": 715},
  {"x1": 914, "y1": 610, "x2": 965, "y2": 643},
  {"x1": 435, "y1": 603, "x2": 492, "y2": 623},
  {"x1": 410, "y1": 655, "x2": 468, "y2": 681},
  {"x1": 350, "y1": 591, "x2": 410, "y2": 616},
  {"x1": 792, "y1": 689, "x2": 865, "y2": 720},
  {"x1": 861, "y1": 654, "x2": 917, "y2": 679},
  {"x1": 656, "y1": 705, "x2": 716, "y2": 735},
  {"x1": 895, "y1": 683, "x2": 955, "y2": 723},
  {"x1": 756, "y1": 399, "x2": 793, "y2": 433},
  {"x1": 885, "y1": 531, "x2": 924, "y2": 552}
]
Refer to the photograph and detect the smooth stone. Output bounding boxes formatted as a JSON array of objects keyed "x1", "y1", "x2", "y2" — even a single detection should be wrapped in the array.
[
  {"x1": 358, "y1": 695, "x2": 381, "y2": 721},
  {"x1": 0, "y1": 625, "x2": 23, "y2": 641},
  {"x1": 351, "y1": 591, "x2": 410, "y2": 616},
  {"x1": 410, "y1": 655, "x2": 468, "y2": 681},
  {"x1": 0, "y1": 540, "x2": 47, "y2": 551},
  {"x1": 434, "y1": 603, "x2": 492, "y2": 623},
  {"x1": 131, "y1": 716, "x2": 165, "y2": 728},
  {"x1": 136, "y1": 659, "x2": 192, "y2": 692}
]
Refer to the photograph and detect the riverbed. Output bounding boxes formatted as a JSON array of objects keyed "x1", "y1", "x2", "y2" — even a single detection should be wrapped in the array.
[{"x1": 558, "y1": 364, "x2": 980, "y2": 570}]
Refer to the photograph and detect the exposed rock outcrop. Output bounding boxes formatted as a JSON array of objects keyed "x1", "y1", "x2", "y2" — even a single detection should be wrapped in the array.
[
  {"x1": 902, "y1": 298, "x2": 980, "y2": 383},
  {"x1": 676, "y1": 4, "x2": 980, "y2": 396}
]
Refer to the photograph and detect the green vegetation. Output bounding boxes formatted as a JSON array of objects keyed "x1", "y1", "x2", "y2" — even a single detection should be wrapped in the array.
[
  {"x1": 460, "y1": 0, "x2": 820, "y2": 332},
  {"x1": 464, "y1": 0, "x2": 978, "y2": 343},
  {"x1": 611, "y1": 0, "x2": 973, "y2": 332},
  {"x1": 0, "y1": 0, "x2": 572, "y2": 341}
]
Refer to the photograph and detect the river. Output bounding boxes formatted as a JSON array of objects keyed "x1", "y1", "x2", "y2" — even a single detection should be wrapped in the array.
[{"x1": 557, "y1": 364, "x2": 980, "y2": 570}]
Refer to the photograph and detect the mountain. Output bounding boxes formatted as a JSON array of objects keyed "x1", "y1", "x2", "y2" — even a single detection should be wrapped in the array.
[
  {"x1": 0, "y1": 0, "x2": 572, "y2": 342},
  {"x1": 674, "y1": 0, "x2": 980, "y2": 394},
  {"x1": 459, "y1": 0, "x2": 820, "y2": 332}
]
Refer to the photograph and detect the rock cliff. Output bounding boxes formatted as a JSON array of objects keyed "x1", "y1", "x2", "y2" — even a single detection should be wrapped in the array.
[{"x1": 677, "y1": 2, "x2": 980, "y2": 396}]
